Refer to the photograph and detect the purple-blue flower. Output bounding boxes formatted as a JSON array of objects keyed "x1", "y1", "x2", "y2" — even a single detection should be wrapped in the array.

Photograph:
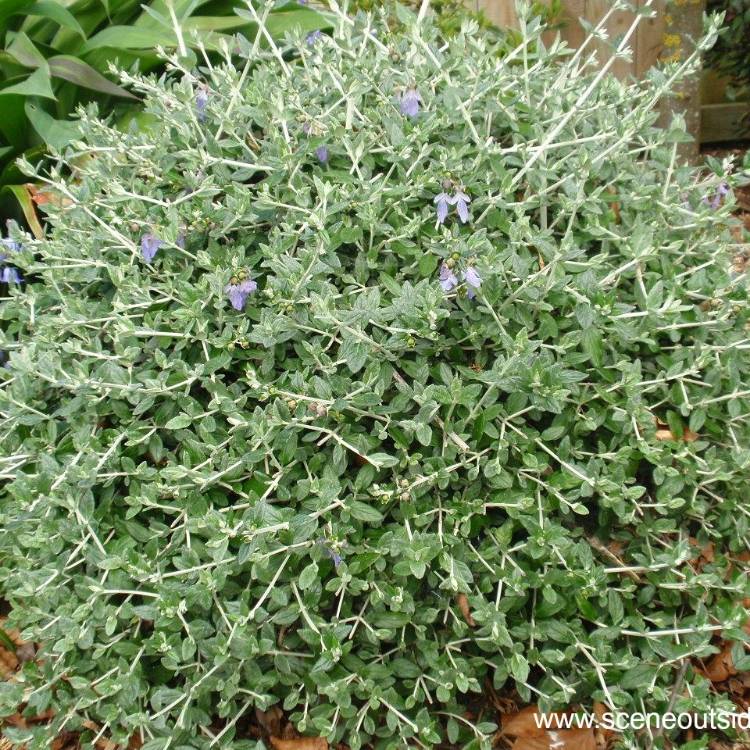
[
  {"x1": 326, "y1": 547, "x2": 343, "y2": 568},
  {"x1": 0, "y1": 238, "x2": 21, "y2": 258},
  {"x1": 195, "y1": 87, "x2": 209, "y2": 121},
  {"x1": 439, "y1": 263, "x2": 458, "y2": 293},
  {"x1": 225, "y1": 275, "x2": 258, "y2": 311},
  {"x1": 315, "y1": 538, "x2": 342, "y2": 567},
  {"x1": 434, "y1": 192, "x2": 452, "y2": 225},
  {"x1": 463, "y1": 266, "x2": 482, "y2": 299},
  {"x1": 454, "y1": 191, "x2": 471, "y2": 223},
  {"x1": 1, "y1": 267, "x2": 22, "y2": 284},
  {"x1": 434, "y1": 183, "x2": 471, "y2": 224},
  {"x1": 306, "y1": 30, "x2": 323, "y2": 45},
  {"x1": 141, "y1": 233, "x2": 163, "y2": 263},
  {"x1": 398, "y1": 88, "x2": 421, "y2": 118},
  {"x1": 315, "y1": 145, "x2": 329, "y2": 163},
  {"x1": 707, "y1": 182, "x2": 730, "y2": 210}
]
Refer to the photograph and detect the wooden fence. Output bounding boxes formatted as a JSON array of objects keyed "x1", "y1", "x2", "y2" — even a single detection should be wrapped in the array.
[{"x1": 472, "y1": 1, "x2": 666, "y2": 79}]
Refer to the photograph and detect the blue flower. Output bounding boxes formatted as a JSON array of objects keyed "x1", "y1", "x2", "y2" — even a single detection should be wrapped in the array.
[
  {"x1": 434, "y1": 192, "x2": 452, "y2": 225},
  {"x1": 454, "y1": 190, "x2": 471, "y2": 223},
  {"x1": 0, "y1": 236, "x2": 21, "y2": 284},
  {"x1": 398, "y1": 88, "x2": 421, "y2": 118},
  {"x1": 434, "y1": 183, "x2": 471, "y2": 224},
  {"x1": 225, "y1": 274, "x2": 258, "y2": 311},
  {"x1": 195, "y1": 87, "x2": 209, "y2": 122},
  {"x1": 439, "y1": 263, "x2": 458, "y2": 293},
  {"x1": 0, "y1": 238, "x2": 21, "y2": 258},
  {"x1": 317, "y1": 538, "x2": 342, "y2": 567},
  {"x1": 326, "y1": 547, "x2": 343, "y2": 568},
  {"x1": 463, "y1": 266, "x2": 482, "y2": 299},
  {"x1": 141, "y1": 233, "x2": 163, "y2": 263},
  {"x1": 707, "y1": 182, "x2": 730, "y2": 210},
  {"x1": 315, "y1": 145, "x2": 329, "y2": 163},
  {"x1": 1, "y1": 267, "x2": 22, "y2": 284},
  {"x1": 306, "y1": 30, "x2": 323, "y2": 45}
]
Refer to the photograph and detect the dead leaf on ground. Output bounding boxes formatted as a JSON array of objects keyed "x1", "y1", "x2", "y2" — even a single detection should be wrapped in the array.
[
  {"x1": 0, "y1": 619, "x2": 35, "y2": 679},
  {"x1": 592, "y1": 701, "x2": 617, "y2": 744},
  {"x1": 456, "y1": 593, "x2": 476, "y2": 627},
  {"x1": 654, "y1": 418, "x2": 699, "y2": 443},
  {"x1": 700, "y1": 642, "x2": 737, "y2": 683},
  {"x1": 269, "y1": 738, "x2": 328, "y2": 750},
  {"x1": 0, "y1": 647, "x2": 18, "y2": 678},
  {"x1": 255, "y1": 706, "x2": 285, "y2": 738},
  {"x1": 502, "y1": 706, "x2": 597, "y2": 750},
  {"x1": 508, "y1": 736, "x2": 596, "y2": 750},
  {"x1": 688, "y1": 538, "x2": 716, "y2": 572}
]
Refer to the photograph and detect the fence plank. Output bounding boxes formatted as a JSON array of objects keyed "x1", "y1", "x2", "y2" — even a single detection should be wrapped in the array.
[
  {"x1": 475, "y1": 0, "x2": 665, "y2": 80},
  {"x1": 477, "y1": 0, "x2": 518, "y2": 28},
  {"x1": 701, "y1": 103, "x2": 750, "y2": 143},
  {"x1": 637, "y1": 0, "x2": 666, "y2": 77}
]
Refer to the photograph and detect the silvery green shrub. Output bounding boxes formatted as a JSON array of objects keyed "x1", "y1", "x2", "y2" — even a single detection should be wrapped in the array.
[{"x1": 1, "y1": 3, "x2": 749, "y2": 749}]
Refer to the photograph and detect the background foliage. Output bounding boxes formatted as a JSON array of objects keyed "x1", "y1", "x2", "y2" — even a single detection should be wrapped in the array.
[
  {"x1": 706, "y1": 0, "x2": 750, "y2": 100},
  {"x1": 0, "y1": 4, "x2": 749, "y2": 750}
]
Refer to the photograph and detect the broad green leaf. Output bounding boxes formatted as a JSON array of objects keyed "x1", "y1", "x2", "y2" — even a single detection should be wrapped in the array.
[
  {"x1": 1, "y1": 184, "x2": 45, "y2": 238},
  {"x1": 133, "y1": 0, "x2": 212, "y2": 26},
  {"x1": 25, "y1": 1, "x2": 86, "y2": 37},
  {"x1": 0, "y1": 0, "x2": 34, "y2": 27},
  {"x1": 25, "y1": 100, "x2": 79, "y2": 150},
  {"x1": 0, "y1": 67, "x2": 55, "y2": 99},
  {"x1": 0, "y1": 93, "x2": 27, "y2": 150},
  {"x1": 48, "y1": 55, "x2": 137, "y2": 98},
  {"x1": 265, "y1": 8, "x2": 332, "y2": 36},
  {"x1": 5, "y1": 31, "x2": 48, "y2": 69},
  {"x1": 182, "y1": 15, "x2": 254, "y2": 33},
  {"x1": 81, "y1": 25, "x2": 177, "y2": 51},
  {"x1": 81, "y1": 23, "x2": 232, "y2": 54},
  {"x1": 233, "y1": 7, "x2": 332, "y2": 37}
]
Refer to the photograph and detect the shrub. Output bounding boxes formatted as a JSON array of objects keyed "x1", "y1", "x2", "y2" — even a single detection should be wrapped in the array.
[{"x1": 1, "y1": 5, "x2": 748, "y2": 750}]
